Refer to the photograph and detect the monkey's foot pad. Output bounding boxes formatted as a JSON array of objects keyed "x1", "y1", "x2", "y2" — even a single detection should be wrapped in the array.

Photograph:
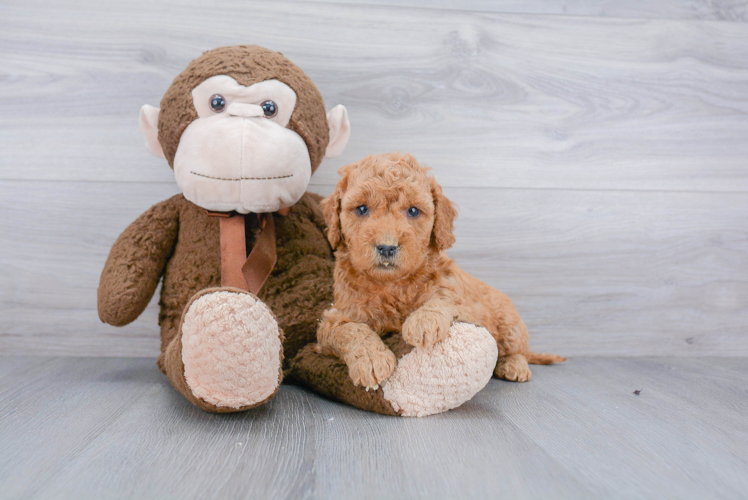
[
  {"x1": 383, "y1": 322, "x2": 498, "y2": 417},
  {"x1": 181, "y1": 290, "x2": 283, "y2": 409}
]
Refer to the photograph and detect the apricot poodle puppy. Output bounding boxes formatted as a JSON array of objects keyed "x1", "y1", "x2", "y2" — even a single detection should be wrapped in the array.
[{"x1": 317, "y1": 152, "x2": 565, "y2": 389}]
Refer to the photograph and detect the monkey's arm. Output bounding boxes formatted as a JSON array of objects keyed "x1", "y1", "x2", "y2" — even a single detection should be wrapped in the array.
[
  {"x1": 98, "y1": 197, "x2": 180, "y2": 326},
  {"x1": 302, "y1": 191, "x2": 331, "y2": 246},
  {"x1": 316, "y1": 308, "x2": 397, "y2": 389}
]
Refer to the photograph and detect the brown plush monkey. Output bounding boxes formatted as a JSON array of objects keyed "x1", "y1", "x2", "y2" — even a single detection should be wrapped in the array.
[{"x1": 98, "y1": 46, "x2": 351, "y2": 412}]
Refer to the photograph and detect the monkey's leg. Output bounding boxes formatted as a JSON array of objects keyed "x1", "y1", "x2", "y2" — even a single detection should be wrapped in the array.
[
  {"x1": 291, "y1": 322, "x2": 497, "y2": 417},
  {"x1": 382, "y1": 322, "x2": 497, "y2": 416},
  {"x1": 162, "y1": 287, "x2": 283, "y2": 412}
]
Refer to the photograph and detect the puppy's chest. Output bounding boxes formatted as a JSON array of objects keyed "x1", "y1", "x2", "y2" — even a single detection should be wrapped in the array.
[{"x1": 347, "y1": 286, "x2": 424, "y2": 332}]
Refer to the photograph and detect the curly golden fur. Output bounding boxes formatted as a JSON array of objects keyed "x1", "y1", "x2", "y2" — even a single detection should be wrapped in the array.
[{"x1": 317, "y1": 152, "x2": 565, "y2": 389}]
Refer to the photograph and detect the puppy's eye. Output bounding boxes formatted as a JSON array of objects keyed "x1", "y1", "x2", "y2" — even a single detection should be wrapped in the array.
[
  {"x1": 407, "y1": 207, "x2": 420, "y2": 218},
  {"x1": 355, "y1": 205, "x2": 369, "y2": 216},
  {"x1": 261, "y1": 100, "x2": 278, "y2": 118},
  {"x1": 210, "y1": 94, "x2": 226, "y2": 112}
]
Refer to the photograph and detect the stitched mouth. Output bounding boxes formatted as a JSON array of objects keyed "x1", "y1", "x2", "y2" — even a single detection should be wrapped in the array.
[{"x1": 190, "y1": 172, "x2": 293, "y2": 181}]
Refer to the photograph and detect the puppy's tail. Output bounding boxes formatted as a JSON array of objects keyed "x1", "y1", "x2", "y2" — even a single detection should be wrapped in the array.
[{"x1": 527, "y1": 352, "x2": 566, "y2": 365}]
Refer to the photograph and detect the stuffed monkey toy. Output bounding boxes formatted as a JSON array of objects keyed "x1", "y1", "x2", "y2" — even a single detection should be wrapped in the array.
[
  {"x1": 99, "y1": 45, "x2": 351, "y2": 412},
  {"x1": 100, "y1": 45, "x2": 497, "y2": 417}
]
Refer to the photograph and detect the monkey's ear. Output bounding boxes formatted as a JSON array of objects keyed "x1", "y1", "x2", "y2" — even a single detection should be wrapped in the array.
[
  {"x1": 324, "y1": 105, "x2": 350, "y2": 159},
  {"x1": 138, "y1": 104, "x2": 165, "y2": 158}
]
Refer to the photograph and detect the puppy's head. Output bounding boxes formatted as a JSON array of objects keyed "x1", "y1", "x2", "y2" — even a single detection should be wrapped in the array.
[{"x1": 322, "y1": 152, "x2": 457, "y2": 280}]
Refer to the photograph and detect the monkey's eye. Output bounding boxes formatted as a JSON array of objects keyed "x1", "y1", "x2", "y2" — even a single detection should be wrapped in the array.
[
  {"x1": 407, "y1": 207, "x2": 420, "y2": 218},
  {"x1": 355, "y1": 205, "x2": 369, "y2": 216},
  {"x1": 209, "y1": 94, "x2": 226, "y2": 113},
  {"x1": 261, "y1": 100, "x2": 278, "y2": 118}
]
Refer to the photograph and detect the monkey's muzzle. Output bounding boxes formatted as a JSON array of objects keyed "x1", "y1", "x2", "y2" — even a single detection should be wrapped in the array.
[{"x1": 226, "y1": 102, "x2": 264, "y2": 118}]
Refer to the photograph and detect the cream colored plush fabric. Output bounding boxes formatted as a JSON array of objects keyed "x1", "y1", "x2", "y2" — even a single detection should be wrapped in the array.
[
  {"x1": 324, "y1": 105, "x2": 350, "y2": 158},
  {"x1": 175, "y1": 77, "x2": 311, "y2": 213},
  {"x1": 138, "y1": 104, "x2": 165, "y2": 158},
  {"x1": 382, "y1": 323, "x2": 498, "y2": 417},
  {"x1": 181, "y1": 291, "x2": 282, "y2": 408},
  {"x1": 191, "y1": 77, "x2": 298, "y2": 126}
]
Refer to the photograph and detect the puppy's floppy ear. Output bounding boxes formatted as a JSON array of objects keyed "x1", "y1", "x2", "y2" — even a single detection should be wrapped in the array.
[
  {"x1": 321, "y1": 165, "x2": 352, "y2": 250},
  {"x1": 429, "y1": 176, "x2": 457, "y2": 251}
]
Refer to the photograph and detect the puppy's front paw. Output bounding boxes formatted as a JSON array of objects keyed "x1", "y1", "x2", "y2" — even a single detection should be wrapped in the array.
[
  {"x1": 346, "y1": 345, "x2": 397, "y2": 390},
  {"x1": 402, "y1": 309, "x2": 452, "y2": 348}
]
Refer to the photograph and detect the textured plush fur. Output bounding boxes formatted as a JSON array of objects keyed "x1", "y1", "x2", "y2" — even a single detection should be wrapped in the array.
[
  {"x1": 99, "y1": 191, "x2": 333, "y2": 358},
  {"x1": 98, "y1": 45, "x2": 340, "y2": 412},
  {"x1": 158, "y1": 45, "x2": 330, "y2": 173},
  {"x1": 292, "y1": 322, "x2": 497, "y2": 417},
  {"x1": 382, "y1": 322, "x2": 497, "y2": 417},
  {"x1": 317, "y1": 153, "x2": 565, "y2": 389},
  {"x1": 181, "y1": 290, "x2": 283, "y2": 409},
  {"x1": 291, "y1": 332, "x2": 413, "y2": 416},
  {"x1": 99, "y1": 192, "x2": 335, "y2": 411}
]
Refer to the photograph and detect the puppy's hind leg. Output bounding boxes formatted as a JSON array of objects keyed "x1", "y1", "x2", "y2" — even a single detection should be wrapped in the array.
[
  {"x1": 493, "y1": 320, "x2": 566, "y2": 382},
  {"x1": 495, "y1": 353, "x2": 533, "y2": 382},
  {"x1": 494, "y1": 321, "x2": 533, "y2": 382}
]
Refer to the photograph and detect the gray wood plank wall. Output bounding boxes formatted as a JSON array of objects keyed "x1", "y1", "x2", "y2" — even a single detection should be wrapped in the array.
[{"x1": 1, "y1": 0, "x2": 747, "y2": 357}]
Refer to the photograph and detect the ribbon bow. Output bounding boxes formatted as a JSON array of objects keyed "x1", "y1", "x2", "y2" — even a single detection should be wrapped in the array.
[{"x1": 208, "y1": 208, "x2": 289, "y2": 295}]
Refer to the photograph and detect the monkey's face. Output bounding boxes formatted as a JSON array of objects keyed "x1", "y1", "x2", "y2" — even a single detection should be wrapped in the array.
[
  {"x1": 139, "y1": 46, "x2": 350, "y2": 214},
  {"x1": 173, "y1": 75, "x2": 311, "y2": 214}
]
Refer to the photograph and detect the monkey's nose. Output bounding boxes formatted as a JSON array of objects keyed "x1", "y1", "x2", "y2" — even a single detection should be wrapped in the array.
[
  {"x1": 227, "y1": 102, "x2": 264, "y2": 118},
  {"x1": 376, "y1": 244, "x2": 398, "y2": 258}
]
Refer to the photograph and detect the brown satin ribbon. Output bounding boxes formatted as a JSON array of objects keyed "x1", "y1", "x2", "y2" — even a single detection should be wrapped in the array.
[
  {"x1": 242, "y1": 213, "x2": 276, "y2": 295},
  {"x1": 211, "y1": 211, "x2": 280, "y2": 295}
]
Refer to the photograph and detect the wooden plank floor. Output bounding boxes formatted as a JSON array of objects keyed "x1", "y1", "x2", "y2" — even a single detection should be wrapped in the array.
[{"x1": 1, "y1": 355, "x2": 746, "y2": 499}]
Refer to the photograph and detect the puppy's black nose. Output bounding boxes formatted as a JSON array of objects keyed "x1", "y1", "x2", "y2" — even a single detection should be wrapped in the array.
[{"x1": 376, "y1": 244, "x2": 398, "y2": 258}]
